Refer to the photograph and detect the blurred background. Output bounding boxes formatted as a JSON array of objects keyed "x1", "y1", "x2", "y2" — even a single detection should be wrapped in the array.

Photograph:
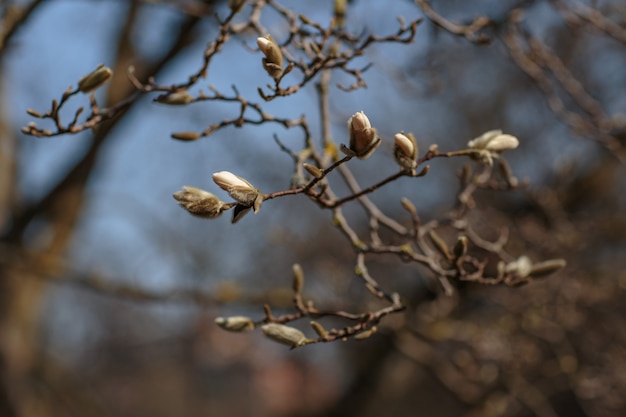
[{"x1": 1, "y1": 0, "x2": 625, "y2": 416}]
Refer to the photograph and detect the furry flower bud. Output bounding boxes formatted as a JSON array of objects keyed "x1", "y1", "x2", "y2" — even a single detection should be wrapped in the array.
[
  {"x1": 78, "y1": 64, "x2": 113, "y2": 93},
  {"x1": 394, "y1": 132, "x2": 418, "y2": 169},
  {"x1": 468, "y1": 129, "x2": 519, "y2": 165},
  {"x1": 215, "y1": 316, "x2": 255, "y2": 332},
  {"x1": 345, "y1": 111, "x2": 381, "y2": 159},
  {"x1": 173, "y1": 186, "x2": 233, "y2": 218},
  {"x1": 261, "y1": 323, "x2": 308, "y2": 347},
  {"x1": 212, "y1": 171, "x2": 262, "y2": 212},
  {"x1": 257, "y1": 35, "x2": 284, "y2": 80}
]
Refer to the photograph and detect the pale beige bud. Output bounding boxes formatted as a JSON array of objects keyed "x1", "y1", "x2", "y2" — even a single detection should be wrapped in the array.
[
  {"x1": 215, "y1": 316, "x2": 255, "y2": 332},
  {"x1": 78, "y1": 64, "x2": 113, "y2": 93},
  {"x1": 261, "y1": 323, "x2": 308, "y2": 347},
  {"x1": 257, "y1": 35, "x2": 284, "y2": 80},
  {"x1": 173, "y1": 186, "x2": 233, "y2": 218},
  {"x1": 212, "y1": 171, "x2": 261, "y2": 208},
  {"x1": 393, "y1": 132, "x2": 418, "y2": 169},
  {"x1": 468, "y1": 129, "x2": 519, "y2": 165},
  {"x1": 347, "y1": 111, "x2": 381, "y2": 159},
  {"x1": 303, "y1": 163, "x2": 323, "y2": 179},
  {"x1": 156, "y1": 92, "x2": 194, "y2": 105}
]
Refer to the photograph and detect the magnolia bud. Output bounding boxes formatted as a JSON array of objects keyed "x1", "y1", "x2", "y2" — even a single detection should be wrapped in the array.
[
  {"x1": 78, "y1": 64, "x2": 113, "y2": 93},
  {"x1": 261, "y1": 323, "x2": 308, "y2": 347},
  {"x1": 346, "y1": 111, "x2": 381, "y2": 159},
  {"x1": 156, "y1": 92, "x2": 194, "y2": 105},
  {"x1": 212, "y1": 171, "x2": 262, "y2": 209},
  {"x1": 467, "y1": 129, "x2": 519, "y2": 165},
  {"x1": 257, "y1": 35, "x2": 284, "y2": 80},
  {"x1": 393, "y1": 132, "x2": 418, "y2": 169},
  {"x1": 215, "y1": 316, "x2": 255, "y2": 332},
  {"x1": 171, "y1": 131, "x2": 201, "y2": 141},
  {"x1": 303, "y1": 163, "x2": 323, "y2": 179},
  {"x1": 173, "y1": 186, "x2": 233, "y2": 218}
]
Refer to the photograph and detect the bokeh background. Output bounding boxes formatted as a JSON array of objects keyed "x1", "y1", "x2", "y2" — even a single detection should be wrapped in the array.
[{"x1": 1, "y1": 0, "x2": 625, "y2": 416}]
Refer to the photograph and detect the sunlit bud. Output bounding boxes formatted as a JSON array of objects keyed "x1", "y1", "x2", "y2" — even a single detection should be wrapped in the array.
[
  {"x1": 261, "y1": 323, "x2": 308, "y2": 347},
  {"x1": 505, "y1": 255, "x2": 533, "y2": 278},
  {"x1": 257, "y1": 35, "x2": 284, "y2": 80},
  {"x1": 156, "y1": 92, "x2": 194, "y2": 105},
  {"x1": 173, "y1": 186, "x2": 233, "y2": 219},
  {"x1": 212, "y1": 171, "x2": 261, "y2": 208},
  {"x1": 215, "y1": 316, "x2": 255, "y2": 332},
  {"x1": 171, "y1": 131, "x2": 201, "y2": 141},
  {"x1": 78, "y1": 65, "x2": 113, "y2": 93},
  {"x1": 346, "y1": 111, "x2": 381, "y2": 159},
  {"x1": 468, "y1": 129, "x2": 519, "y2": 165},
  {"x1": 394, "y1": 132, "x2": 418, "y2": 169}
]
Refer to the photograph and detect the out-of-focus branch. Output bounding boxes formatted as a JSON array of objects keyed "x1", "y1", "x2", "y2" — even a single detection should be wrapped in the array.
[{"x1": 0, "y1": 0, "x2": 43, "y2": 57}]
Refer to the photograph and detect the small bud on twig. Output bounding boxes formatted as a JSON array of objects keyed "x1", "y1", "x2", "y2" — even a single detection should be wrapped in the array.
[
  {"x1": 78, "y1": 64, "x2": 113, "y2": 93},
  {"x1": 171, "y1": 131, "x2": 201, "y2": 141},
  {"x1": 257, "y1": 35, "x2": 284, "y2": 80},
  {"x1": 212, "y1": 171, "x2": 262, "y2": 211},
  {"x1": 467, "y1": 129, "x2": 519, "y2": 165},
  {"x1": 173, "y1": 186, "x2": 234, "y2": 218},
  {"x1": 345, "y1": 111, "x2": 381, "y2": 159},
  {"x1": 261, "y1": 323, "x2": 308, "y2": 347},
  {"x1": 215, "y1": 316, "x2": 255, "y2": 332},
  {"x1": 303, "y1": 163, "x2": 323, "y2": 179},
  {"x1": 310, "y1": 321, "x2": 329, "y2": 340},
  {"x1": 156, "y1": 92, "x2": 194, "y2": 105},
  {"x1": 394, "y1": 132, "x2": 418, "y2": 169}
]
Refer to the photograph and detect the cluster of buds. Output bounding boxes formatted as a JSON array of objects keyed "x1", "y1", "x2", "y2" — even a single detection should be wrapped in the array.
[
  {"x1": 393, "y1": 132, "x2": 419, "y2": 170},
  {"x1": 341, "y1": 111, "x2": 381, "y2": 159},
  {"x1": 173, "y1": 171, "x2": 262, "y2": 223},
  {"x1": 467, "y1": 129, "x2": 519, "y2": 165},
  {"x1": 257, "y1": 35, "x2": 284, "y2": 81}
]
